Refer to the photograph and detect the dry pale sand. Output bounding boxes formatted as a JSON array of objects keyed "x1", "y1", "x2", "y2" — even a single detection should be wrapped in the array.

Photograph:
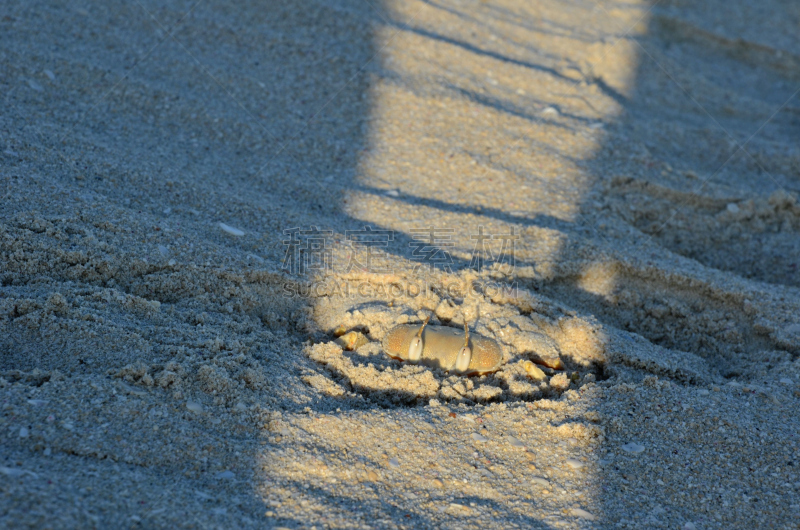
[{"x1": 2, "y1": 0, "x2": 800, "y2": 528}]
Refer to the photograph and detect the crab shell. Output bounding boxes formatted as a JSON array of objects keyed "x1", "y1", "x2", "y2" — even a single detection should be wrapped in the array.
[{"x1": 382, "y1": 324, "x2": 503, "y2": 375}]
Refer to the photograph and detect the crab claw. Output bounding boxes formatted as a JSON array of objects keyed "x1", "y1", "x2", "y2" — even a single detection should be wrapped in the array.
[
  {"x1": 407, "y1": 313, "x2": 431, "y2": 363},
  {"x1": 454, "y1": 319, "x2": 472, "y2": 372},
  {"x1": 454, "y1": 344, "x2": 472, "y2": 372},
  {"x1": 408, "y1": 336, "x2": 423, "y2": 362}
]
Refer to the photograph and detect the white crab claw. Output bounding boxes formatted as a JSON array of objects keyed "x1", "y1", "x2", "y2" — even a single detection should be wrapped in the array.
[
  {"x1": 455, "y1": 345, "x2": 471, "y2": 372},
  {"x1": 408, "y1": 336, "x2": 423, "y2": 362}
]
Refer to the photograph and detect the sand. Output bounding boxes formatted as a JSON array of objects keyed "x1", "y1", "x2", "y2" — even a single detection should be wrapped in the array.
[{"x1": 2, "y1": 0, "x2": 800, "y2": 528}]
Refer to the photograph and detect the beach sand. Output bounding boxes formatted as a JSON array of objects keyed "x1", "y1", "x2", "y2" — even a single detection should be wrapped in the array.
[{"x1": 2, "y1": 0, "x2": 800, "y2": 527}]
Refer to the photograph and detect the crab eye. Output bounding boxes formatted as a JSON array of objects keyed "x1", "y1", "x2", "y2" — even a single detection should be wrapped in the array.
[
  {"x1": 408, "y1": 336, "x2": 423, "y2": 362},
  {"x1": 455, "y1": 345, "x2": 471, "y2": 372}
]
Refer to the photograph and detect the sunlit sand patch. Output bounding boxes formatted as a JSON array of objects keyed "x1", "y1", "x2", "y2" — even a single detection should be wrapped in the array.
[
  {"x1": 255, "y1": 396, "x2": 606, "y2": 527},
  {"x1": 293, "y1": 0, "x2": 657, "y2": 525}
]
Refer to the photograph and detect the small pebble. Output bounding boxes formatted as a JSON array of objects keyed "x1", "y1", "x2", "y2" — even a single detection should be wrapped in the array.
[
  {"x1": 570, "y1": 508, "x2": 596, "y2": 520},
  {"x1": 432, "y1": 478, "x2": 444, "y2": 488},
  {"x1": 541, "y1": 106, "x2": 559, "y2": 116},
  {"x1": 158, "y1": 245, "x2": 169, "y2": 256},
  {"x1": 726, "y1": 203, "x2": 740, "y2": 214},
  {"x1": 530, "y1": 477, "x2": 550, "y2": 488},
  {"x1": 27, "y1": 399, "x2": 49, "y2": 406},
  {"x1": 335, "y1": 331, "x2": 369, "y2": 351},
  {"x1": 565, "y1": 458, "x2": 584, "y2": 470},
  {"x1": 367, "y1": 470, "x2": 379, "y2": 481},
  {"x1": 388, "y1": 458, "x2": 400, "y2": 468},
  {"x1": 27, "y1": 79, "x2": 44, "y2": 92},
  {"x1": 215, "y1": 470, "x2": 235, "y2": 480},
  {"x1": 44, "y1": 69, "x2": 56, "y2": 81},
  {"x1": 0, "y1": 466, "x2": 37, "y2": 478},
  {"x1": 385, "y1": 189, "x2": 400, "y2": 197},
  {"x1": 621, "y1": 442, "x2": 645, "y2": 453},
  {"x1": 779, "y1": 378, "x2": 793, "y2": 385},
  {"x1": 507, "y1": 435, "x2": 525, "y2": 448},
  {"x1": 683, "y1": 523, "x2": 697, "y2": 530},
  {"x1": 522, "y1": 361, "x2": 546, "y2": 381},
  {"x1": 471, "y1": 433, "x2": 489, "y2": 442},
  {"x1": 218, "y1": 222, "x2": 245, "y2": 237},
  {"x1": 538, "y1": 356, "x2": 565, "y2": 370},
  {"x1": 448, "y1": 503, "x2": 472, "y2": 515},
  {"x1": 19, "y1": 427, "x2": 29, "y2": 438},
  {"x1": 186, "y1": 401, "x2": 203, "y2": 413}
]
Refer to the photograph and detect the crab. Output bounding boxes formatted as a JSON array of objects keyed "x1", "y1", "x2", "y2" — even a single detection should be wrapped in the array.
[{"x1": 382, "y1": 313, "x2": 503, "y2": 375}]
